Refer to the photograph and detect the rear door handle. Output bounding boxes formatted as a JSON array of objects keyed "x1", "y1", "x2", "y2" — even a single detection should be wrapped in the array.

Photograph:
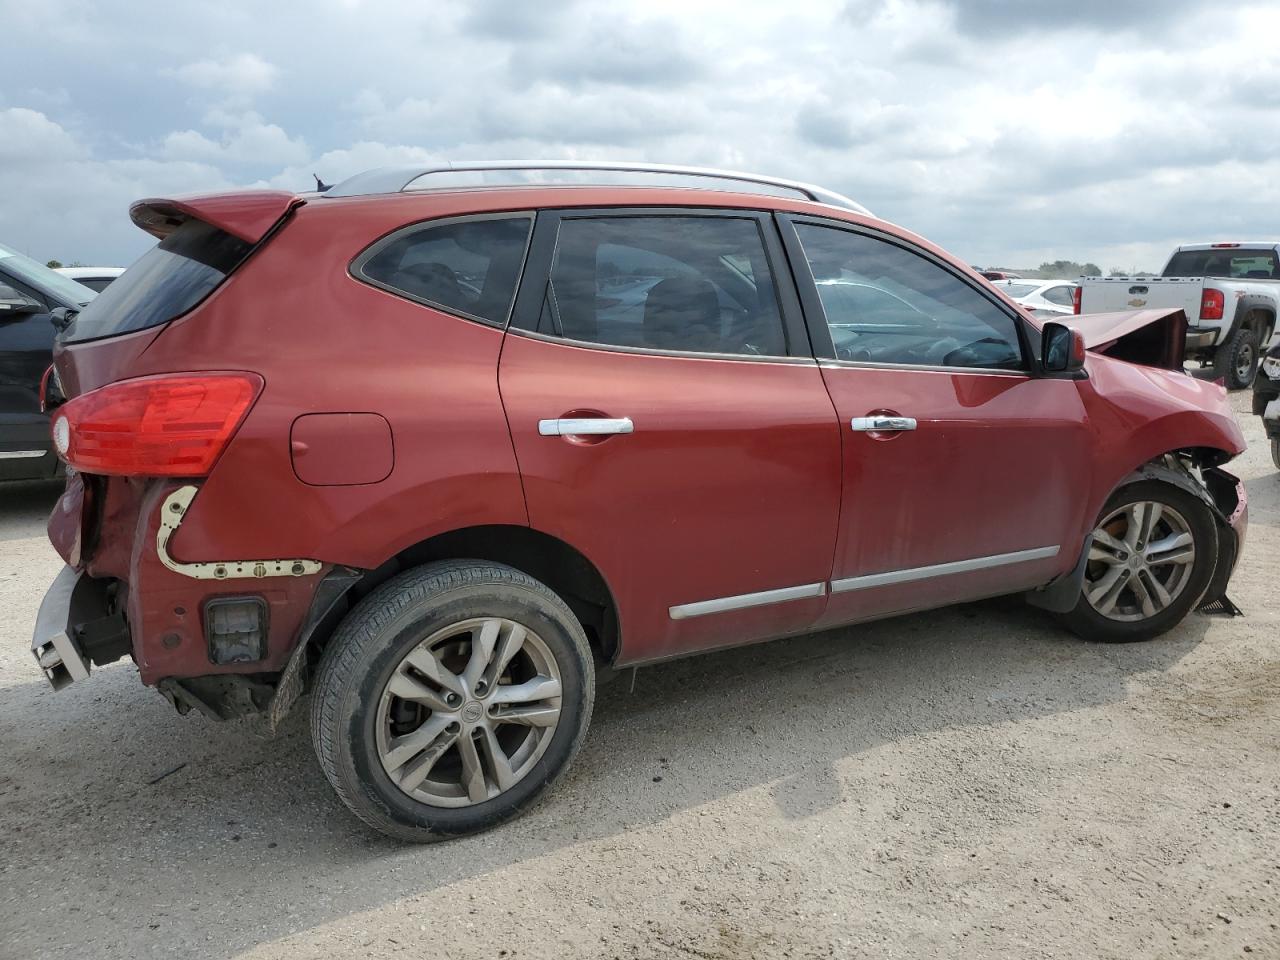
[
  {"x1": 850, "y1": 416, "x2": 917, "y2": 432},
  {"x1": 538, "y1": 417, "x2": 634, "y2": 437}
]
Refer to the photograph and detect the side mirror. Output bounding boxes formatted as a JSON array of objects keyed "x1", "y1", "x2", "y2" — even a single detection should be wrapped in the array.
[
  {"x1": 49, "y1": 306, "x2": 79, "y2": 333},
  {"x1": 1042, "y1": 321, "x2": 1086, "y2": 373},
  {"x1": 0, "y1": 283, "x2": 43, "y2": 317}
]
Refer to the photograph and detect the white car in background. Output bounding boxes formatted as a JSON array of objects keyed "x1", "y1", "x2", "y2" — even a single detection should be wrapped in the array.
[
  {"x1": 54, "y1": 266, "x2": 124, "y2": 293},
  {"x1": 990, "y1": 278, "x2": 1078, "y2": 317}
]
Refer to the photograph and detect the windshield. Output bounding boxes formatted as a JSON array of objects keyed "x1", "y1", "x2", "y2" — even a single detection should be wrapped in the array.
[
  {"x1": 1163, "y1": 248, "x2": 1279, "y2": 279},
  {"x1": 0, "y1": 243, "x2": 97, "y2": 306},
  {"x1": 61, "y1": 219, "x2": 252, "y2": 343}
]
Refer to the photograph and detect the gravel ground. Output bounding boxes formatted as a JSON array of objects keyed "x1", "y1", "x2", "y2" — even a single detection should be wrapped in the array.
[{"x1": 1, "y1": 390, "x2": 1276, "y2": 960}]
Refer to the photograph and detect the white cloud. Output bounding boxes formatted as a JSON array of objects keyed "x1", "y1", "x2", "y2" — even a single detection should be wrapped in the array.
[
  {"x1": 173, "y1": 53, "x2": 277, "y2": 96},
  {"x1": 3, "y1": 0, "x2": 1280, "y2": 273}
]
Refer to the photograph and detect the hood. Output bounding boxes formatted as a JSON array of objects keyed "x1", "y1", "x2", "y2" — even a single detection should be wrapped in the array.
[{"x1": 1072, "y1": 308, "x2": 1187, "y2": 372}]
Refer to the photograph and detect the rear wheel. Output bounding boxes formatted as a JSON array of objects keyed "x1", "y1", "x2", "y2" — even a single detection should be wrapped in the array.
[
  {"x1": 1058, "y1": 481, "x2": 1217, "y2": 643},
  {"x1": 311, "y1": 560, "x2": 594, "y2": 841},
  {"x1": 1215, "y1": 326, "x2": 1259, "y2": 390}
]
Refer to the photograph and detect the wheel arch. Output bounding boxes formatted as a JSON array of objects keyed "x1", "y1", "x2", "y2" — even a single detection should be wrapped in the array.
[{"x1": 310, "y1": 524, "x2": 621, "y2": 667}]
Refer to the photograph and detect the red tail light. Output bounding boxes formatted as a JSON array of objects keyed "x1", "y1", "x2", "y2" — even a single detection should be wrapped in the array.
[
  {"x1": 51, "y1": 372, "x2": 263, "y2": 477},
  {"x1": 1071, "y1": 285, "x2": 1082, "y2": 315},
  {"x1": 1199, "y1": 288, "x2": 1225, "y2": 321}
]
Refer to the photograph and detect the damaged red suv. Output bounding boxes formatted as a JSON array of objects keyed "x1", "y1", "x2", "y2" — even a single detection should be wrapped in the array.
[{"x1": 33, "y1": 162, "x2": 1247, "y2": 840}]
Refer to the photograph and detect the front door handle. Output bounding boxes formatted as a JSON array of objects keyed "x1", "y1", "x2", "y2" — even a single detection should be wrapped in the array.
[
  {"x1": 538, "y1": 417, "x2": 634, "y2": 437},
  {"x1": 850, "y1": 415, "x2": 916, "y2": 432}
]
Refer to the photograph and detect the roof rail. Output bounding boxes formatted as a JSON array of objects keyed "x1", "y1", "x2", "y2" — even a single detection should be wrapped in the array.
[{"x1": 320, "y1": 160, "x2": 872, "y2": 215}]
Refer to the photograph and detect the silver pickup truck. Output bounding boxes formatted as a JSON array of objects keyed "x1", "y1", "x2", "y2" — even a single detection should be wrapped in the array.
[{"x1": 1077, "y1": 242, "x2": 1279, "y2": 388}]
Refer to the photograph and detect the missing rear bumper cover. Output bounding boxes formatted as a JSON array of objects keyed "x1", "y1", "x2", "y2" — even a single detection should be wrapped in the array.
[{"x1": 158, "y1": 485, "x2": 322, "y2": 581}]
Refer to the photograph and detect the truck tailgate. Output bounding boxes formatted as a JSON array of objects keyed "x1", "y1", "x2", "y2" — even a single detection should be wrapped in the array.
[{"x1": 1079, "y1": 277, "x2": 1202, "y2": 317}]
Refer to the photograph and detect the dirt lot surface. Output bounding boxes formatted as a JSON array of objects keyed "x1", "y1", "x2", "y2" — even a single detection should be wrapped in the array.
[{"x1": 1, "y1": 390, "x2": 1276, "y2": 960}]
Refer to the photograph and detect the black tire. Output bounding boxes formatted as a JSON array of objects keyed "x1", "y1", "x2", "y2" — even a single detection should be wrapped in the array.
[
  {"x1": 1214, "y1": 325, "x2": 1259, "y2": 390},
  {"x1": 1057, "y1": 480, "x2": 1218, "y2": 643},
  {"x1": 1272, "y1": 438, "x2": 1280, "y2": 472},
  {"x1": 310, "y1": 560, "x2": 595, "y2": 841}
]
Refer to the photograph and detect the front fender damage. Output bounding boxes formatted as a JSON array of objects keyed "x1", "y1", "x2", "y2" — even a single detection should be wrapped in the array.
[{"x1": 1025, "y1": 455, "x2": 1246, "y2": 615}]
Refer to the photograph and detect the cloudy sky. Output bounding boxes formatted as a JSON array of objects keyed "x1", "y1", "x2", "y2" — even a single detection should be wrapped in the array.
[{"x1": 3, "y1": 0, "x2": 1279, "y2": 271}]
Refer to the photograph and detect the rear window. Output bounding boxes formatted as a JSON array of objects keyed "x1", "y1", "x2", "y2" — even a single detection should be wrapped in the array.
[
  {"x1": 1000, "y1": 282, "x2": 1040, "y2": 297},
  {"x1": 61, "y1": 220, "x2": 252, "y2": 343},
  {"x1": 1162, "y1": 248, "x2": 1279, "y2": 279}
]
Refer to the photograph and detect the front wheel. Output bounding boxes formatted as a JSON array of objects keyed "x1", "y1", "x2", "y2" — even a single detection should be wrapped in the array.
[
  {"x1": 311, "y1": 561, "x2": 595, "y2": 841},
  {"x1": 1058, "y1": 481, "x2": 1218, "y2": 643}
]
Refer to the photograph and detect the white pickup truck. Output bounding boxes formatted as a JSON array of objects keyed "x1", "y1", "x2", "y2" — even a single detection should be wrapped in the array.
[{"x1": 1076, "y1": 242, "x2": 1280, "y2": 388}]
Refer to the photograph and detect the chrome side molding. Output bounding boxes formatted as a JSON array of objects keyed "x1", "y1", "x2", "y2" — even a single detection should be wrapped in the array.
[
  {"x1": 669, "y1": 582, "x2": 826, "y2": 620},
  {"x1": 0, "y1": 449, "x2": 47, "y2": 460},
  {"x1": 830, "y1": 545, "x2": 1060, "y2": 593},
  {"x1": 666, "y1": 546, "x2": 1062, "y2": 620}
]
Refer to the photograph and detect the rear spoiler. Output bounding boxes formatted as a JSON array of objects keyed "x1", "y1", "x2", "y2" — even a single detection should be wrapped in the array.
[
  {"x1": 1072, "y1": 308, "x2": 1188, "y2": 371},
  {"x1": 129, "y1": 190, "x2": 304, "y2": 243}
]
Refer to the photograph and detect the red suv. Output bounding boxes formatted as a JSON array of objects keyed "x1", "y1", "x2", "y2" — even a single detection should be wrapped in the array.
[{"x1": 32, "y1": 162, "x2": 1248, "y2": 841}]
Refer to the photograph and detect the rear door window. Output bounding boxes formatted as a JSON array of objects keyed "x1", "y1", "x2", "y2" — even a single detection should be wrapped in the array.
[
  {"x1": 530, "y1": 215, "x2": 788, "y2": 357},
  {"x1": 61, "y1": 220, "x2": 251, "y2": 343},
  {"x1": 355, "y1": 215, "x2": 532, "y2": 326}
]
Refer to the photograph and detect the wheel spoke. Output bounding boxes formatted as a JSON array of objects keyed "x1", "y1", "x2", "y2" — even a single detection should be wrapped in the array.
[
  {"x1": 1142, "y1": 570, "x2": 1173, "y2": 612},
  {"x1": 491, "y1": 623, "x2": 527, "y2": 681},
  {"x1": 1088, "y1": 567, "x2": 1129, "y2": 615},
  {"x1": 491, "y1": 675, "x2": 562, "y2": 705},
  {"x1": 1093, "y1": 528, "x2": 1127, "y2": 555},
  {"x1": 402, "y1": 646, "x2": 465, "y2": 697},
  {"x1": 1089, "y1": 542, "x2": 1126, "y2": 565},
  {"x1": 463, "y1": 619, "x2": 503, "y2": 688},
  {"x1": 491, "y1": 702, "x2": 561, "y2": 728},
  {"x1": 1129, "y1": 570, "x2": 1156, "y2": 617},
  {"x1": 1123, "y1": 504, "x2": 1144, "y2": 548},
  {"x1": 382, "y1": 713, "x2": 451, "y2": 774},
  {"x1": 386, "y1": 672, "x2": 451, "y2": 711},
  {"x1": 398, "y1": 727, "x2": 460, "y2": 790},
  {"x1": 479, "y1": 725, "x2": 516, "y2": 791},
  {"x1": 457, "y1": 732, "x2": 489, "y2": 802},
  {"x1": 1147, "y1": 532, "x2": 1194, "y2": 566},
  {"x1": 1139, "y1": 502, "x2": 1162, "y2": 545}
]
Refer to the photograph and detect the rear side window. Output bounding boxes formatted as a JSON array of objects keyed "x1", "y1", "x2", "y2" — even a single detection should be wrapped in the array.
[
  {"x1": 1042, "y1": 284, "x2": 1076, "y2": 306},
  {"x1": 533, "y1": 215, "x2": 788, "y2": 357},
  {"x1": 62, "y1": 220, "x2": 251, "y2": 343},
  {"x1": 1163, "y1": 248, "x2": 1280, "y2": 279},
  {"x1": 356, "y1": 216, "x2": 532, "y2": 326}
]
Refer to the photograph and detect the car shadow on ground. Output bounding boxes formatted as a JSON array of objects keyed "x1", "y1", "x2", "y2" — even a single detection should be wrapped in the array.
[{"x1": 0, "y1": 587, "x2": 1213, "y2": 960}]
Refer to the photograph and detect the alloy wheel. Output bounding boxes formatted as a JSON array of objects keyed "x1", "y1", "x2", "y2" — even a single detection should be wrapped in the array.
[
  {"x1": 375, "y1": 617, "x2": 562, "y2": 807},
  {"x1": 1083, "y1": 501, "x2": 1196, "y2": 622}
]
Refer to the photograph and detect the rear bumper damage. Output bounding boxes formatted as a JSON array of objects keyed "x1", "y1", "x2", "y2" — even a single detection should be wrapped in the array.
[{"x1": 31, "y1": 565, "x2": 130, "y2": 689}]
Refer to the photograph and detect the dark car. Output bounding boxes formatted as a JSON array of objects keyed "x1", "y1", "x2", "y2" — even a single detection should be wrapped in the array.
[
  {"x1": 0, "y1": 244, "x2": 94, "y2": 480},
  {"x1": 1254, "y1": 341, "x2": 1280, "y2": 469},
  {"x1": 33, "y1": 161, "x2": 1247, "y2": 842}
]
